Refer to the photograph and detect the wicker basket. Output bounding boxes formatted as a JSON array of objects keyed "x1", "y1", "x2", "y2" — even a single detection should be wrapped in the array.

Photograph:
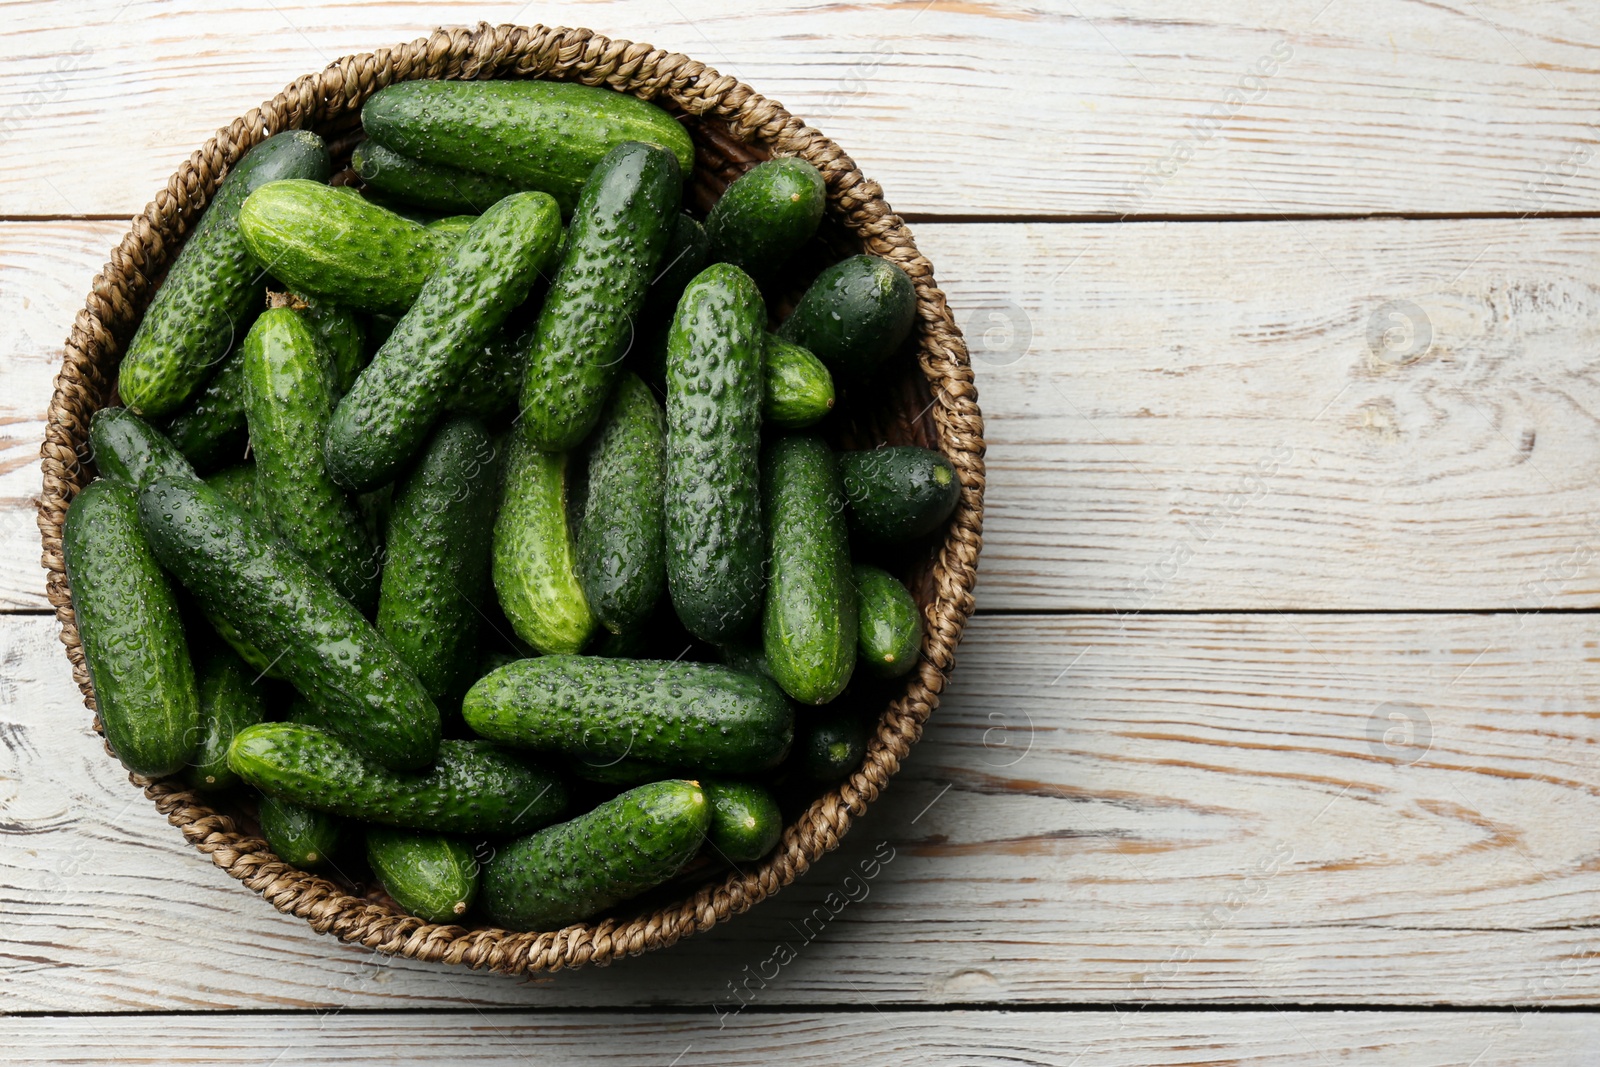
[{"x1": 36, "y1": 22, "x2": 984, "y2": 974}]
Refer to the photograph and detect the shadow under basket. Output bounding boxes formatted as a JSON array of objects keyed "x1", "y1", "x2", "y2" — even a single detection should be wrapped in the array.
[{"x1": 36, "y1": 22, "x2": 985, "y2": 974}]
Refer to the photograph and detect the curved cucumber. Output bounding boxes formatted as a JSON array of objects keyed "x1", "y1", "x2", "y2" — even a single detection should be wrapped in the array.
[
  {"x1": 839, "y1": 446, "x2": 961, "y2": 542},
  {"x1": 90, "y1": 407, "x2": 197, "y2": 490},
  {"x1": 183, "y1": 647, "x2": 268, "y2": 791},
  {"x1": 366, "y1": 828, "x2": 480, "y2": 923},
  {"x1": 777, "y1": 254, "x2": 917, "y2": 376},
  {"x1": 854, "y1": 564, "x2": 923, "y2": 679},
  {"x1": 706, "y1": 157, "x2": 826, "y2": 277},
  {"x1": 491, "y1": 434, "x2": 595, "y2": 655},
  {"x1": 703, "y1": 779, "x2": 783, "y2": 863},
  {"x1": 762, "y1": 334, "x2": 834, "y2": 429},
  {"x1": 259, "y1": 794, "x2": 339, "y2": 867},
  {"x1": 353, "y1": 139, "x2": 523, "y2": 214}
]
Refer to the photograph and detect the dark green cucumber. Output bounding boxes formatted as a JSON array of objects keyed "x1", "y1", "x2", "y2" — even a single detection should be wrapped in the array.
[
  {"x1": 491, "y1": 432, "x2": 596, "y2": 655},
  {"x1": 480, "y1": 780, "x2": 708, "y2": 930},
  {"x1": 204, "y1": 464, "x2": 259, "y2": 517},
  {"x1": 445, "y1": 328, "x2": 524, "y2": 419},
  {"x1": 840, "y1": 446, "x2": 962, "y2": 542},
  {"x1": 242, "y1": 308, "x2": 381, "y2": 610},
  {"x1": 353, "y1": 138, "x2": 524, "y2": 214},
  {"x1": 568, "y1": 753, "x2": 676, "y2": 787},
  {"x1": 377, "y1": 417, "x2": 500, "y2": 704},
  {"x1": 705, "y1": 157, "x2": 826, "y2": 277},
  {"x1": 518, "y1": 141, "x2": 682, "y2": 451},
  {"x1": 238, "y1": 179, "x2": 458, "y2": 314},
  {"x1": 300, "y1": 295, "x2": 370, "y2": 394},
  {"x1": 642, "y1": 213, "x2": 710, "y2": 329},
  {"x1": 854, "y1": 564, "x2": 923, "y2": 679},
  {"x1": 325, "y1": 191, "x2": 562, "y2": 491},
  {"x1": 575, "y1": 372, "x2": 667, "y2": 636},
  {"x1": 119, "y1": 131, "x2": 330, "y2": 417},
  {"x1": 761, "y1": 436, "x2": 856, "y2": 705},
  {"x1": 183, "y1": 647, "x2": 268, "y2": 791},
  {"x1": 797, "y1": 709, "x2": 869, "y2": 781},
  {"x1": 777, "y1": 254, "x2": 917, "y2": 376},
  {"x1": 62, "y1": 480, "x2": 200, "y2": 777},
  {"x1": 719, "y1": 642, "x2": 774, "y2": 680},
  {"x1": 762, "y1": 334, "x2": 834, "y2": 428},
  {"x1": 197, "y1": 463, "x2": 276, "y2": 675},
  {"x1": 702, "y1": 779, "x2": 782, "y2": 863},
  {"x1": 228, "y1": 722, "x2": 567, "y2": 835},
  {"x1": 361, "y1": 80, "x2": 695, "y2": 215},
  {"x1": 259, "y1": 794, "x2": 339, "y2": 867},
  {"x1": 462, "y1": 656, "x2": 793, "y2": 773},
  {"x1": 366, "y1": 829, "x2": 480, "y2": 923},
  {"x1": 136, "y1": 477, "x2": 440, "y2": 770},
  {"x1": 664, "y1": 263, "x2": 766, "y2": 643},
  {"x1": 162, "y1": 352, "x2": 248, "y2": 474},
  {"x1": 89, "y1": 407, "x2": 197, "y2": 490}
]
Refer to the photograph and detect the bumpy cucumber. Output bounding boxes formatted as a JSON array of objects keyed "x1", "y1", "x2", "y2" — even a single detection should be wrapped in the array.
[
  {"x1": 183, "y1": 647, "x2": 268, "y2": 791},
  {"x1": 567, "y1": 753, "x2": 676, "y2": 787},
  {"x1": 777, "y1": 254, "x2": 917, "y2": 376},
  {"x1": 366, "y1": 829, "x2": 480, "y2": 923},
  {"x1": 204, "y1": 464, "x2": 259, "y2": 517},
  {"x1": 259, "y1": 794, "x2": 339, "y2": 867},
  {"x1": 300, "y1": 295, "x2": 370, "y2": 394},
  {"x1": 703, "y1": 780, "x2": 782, "y2": 863},
  {"x1": 491, "y1": 433, "x2": 595, "y2": 655},
  {"x1": 761, "y1": 436, "x2": 856, "y2": 705},
  {"x1": 480, "y1": 780, "x2": 708, "y2": 930},
  {"x1": 763, "y1": 334, "x2": 834, "y2": 428},
  {"x1": 642, "y1": 213, "x2": 710, "y2": 329},
  {"x1": 839, "y1": 446, "x2": 961, "y2": 542},
  {"x1": 353, "y1": 138, "x2": 523, "y2": 214},
  {"x1": 377, "y1": 417, "x2": 500, "y2": 704},
  {"x1": 63, "y1": 480, "x2": 199, "y2": 777},
  {"x1": 519, "y1": 141, "x2": 682, "y2": 451},
  {"x1": 798, "y1": 709, "x2": 869, "y2": 781},
  {"x1": 462, "y1": 656, "x2": 793, "y2": 773},
  {"x1": 162, "y1": 353, "x2": 248, "y2": 473},
  {"x1": 445, "y1": 328, "x2": 524, "y2": 419},
  {"x1": 119, "y1": 131, "x2": 330, "y2": 417},
  {"x1": 136, "y1": 477, "x2": 439, "y2": 770},
  {"x1": 854, "y1": 564, "x2": 923, "y2": 678},
  {"x1": 664, "y1": 263, "x2": 767, "y2": 643},
  {"x1": 361, "y1": 80, "x2": 695, "y2": 215},
  {"x1": 325, "y1": 191, "x2": 562, "y2": 491},
  {"x1": 706, "y1": 157, "x2": 826, "y2": 277},
  {"x1": 90, "y1": 407, "x2": 197, "y2": 490},
  {"x1": 228, "y1": 722, "x2": 567, "y2": 834}
]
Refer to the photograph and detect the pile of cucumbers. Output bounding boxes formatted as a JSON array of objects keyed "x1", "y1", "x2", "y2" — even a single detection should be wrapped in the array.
[{"x1": 63, "y1": 79, "x2": 961, "y2": 931}]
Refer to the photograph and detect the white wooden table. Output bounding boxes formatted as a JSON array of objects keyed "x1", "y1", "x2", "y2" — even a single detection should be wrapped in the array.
[{"x1": 5, "y1": 2, "x2": 1600, "y2": 1062}]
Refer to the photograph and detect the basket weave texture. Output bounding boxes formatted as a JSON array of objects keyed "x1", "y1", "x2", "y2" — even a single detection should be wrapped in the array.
[{"x1": 36, "y1": 21, "x2": 985, "y2": 974}]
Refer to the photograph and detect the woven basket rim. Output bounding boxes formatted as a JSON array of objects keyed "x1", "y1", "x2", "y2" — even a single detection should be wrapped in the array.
[{"x1": 36, "y1": 21, "x2": 986, "y2": 975}]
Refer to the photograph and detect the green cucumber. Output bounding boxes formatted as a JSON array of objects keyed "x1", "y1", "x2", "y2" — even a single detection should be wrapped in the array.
[
  {"x1": 361, "y1": 80, "x2": 695, "y2": 215},
  {"x1": 258, "y1": 794, "x2": 339, "y2": 867},
  {"x1": 119, "y1": 131, "x2": 330, "y2": 417},
  {"x1": 777, "y1": 254, "x2": 917, "y2": 376},
  {"x1": 183, "y1": 647, "x2": 268, "y2": 791},
  {"x1": 162, "y1": 352, "x2": 250, "y2": 474},
  {"x1": 664, "y1": 263, "x2": 767, "y2": 643},
  {"x1": 643, "y1": 213, "x2": 710, "y2": 329},
  {"x1": 702, "y1": 779, "x2": 782, "y2": 863},
  {"x1": 325, "y1": 191, "x2": 562, "y2": 491},
  {"x1": 763, "y1": 334, "x2": 834, "y2": 428},
  {"x1": 424, "y1": 214, "x2": 478, "y2": 242},
  {"x1": 480, "y1": 779, "x2": 708, "y2": 930},
  {"x1": 377, "y1": 417, "x2": 500, "y2": 704},
  {"x1": 89, "y1": 407, "x2": 197, "y2": 490},
  {"x1": 62, "y1": 480, "x2": 200, "y2": 777},
  {"x1": 854, "y1": 564, "x2": 923, "y2": 678},
  {"x1": 462, "y1": 656, "x2": 793, "y2": 773},
  {"x1": 568, "y1": 753, "x2": 676, "y2": 787},
  {"x1": 575, "y1": 372, "x2": 667, "y2": 636},
  {"x1": 136, "y1": 477, "x2": 440, "y2": 770},
  {"x1": 228, "y1": 722, "x2": 567, "y2": 835},
  {"x1": 491, "y1": 434, "x2": 595, "y2": 655},
  {"x1": 353, "y1": 139, "x2": 523, "y2": 214},
  {"x1": 518, "y1": 141, "x2": 682, "y2": 451},
  {"x1": 839, "y1": 446, "x2": 961, "y2": 542},
  {"x1": 300, "y1": 295, "x2": 370, "y2": 394},
  {"x1": 798, "y1": 709, "x2": 869, "y2": 781},
  {"x1": 706, "y1": 157, "x2": 826, "y2": 277},
  {"x1": 719, "y1": 642, "x2": 774, "y2": 680},
  {"x1": 204, "y1": 464, "x2": 259, "y2": 517},
  {"x1": 445, "y1": 328, "x2": 524, "y2": 419},
  {"x1": 761, "y1": 436, "x2": 856, "y2": 705},
  {"x1": 366, "y1": 829, "x2": 479, "y2": 923}
]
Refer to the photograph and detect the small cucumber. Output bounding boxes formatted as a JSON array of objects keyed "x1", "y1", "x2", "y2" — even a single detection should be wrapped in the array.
[
  {"x1": 575, "y1": 373, "x2": 667, "y2": 636},
  {"x1": 854, "y1": 564, "x2": 923, "y2": 679},
  {"x1": 183, "y1": 647, "x2": 268, "y2": 791},
  {"x1": 519, "y1": 141, "x2": 682, "y2": 451},
  {"x1": 119, "y1": 131, "x2": 330, "y2": 417},
  {"x1": 89, "y1": 407, "x2": 197, "y2": 490},
  {"x1": 463, "y1": 656, "x2": 793, "y2": 773},
  {"x1": 162, "y1": 352, "x2": 250, "y2": 474},
  {"x1": 798, "y1": 709, "x2": 869, "y2": 781},
  {"x1": 480, "y1": 780, "x2": 708, "y2": 930},
  {"x1": 762, "y1": 436, "x2": 856, "y2": 705},
  {"x1": 840, "y1": 446, "x2": 962, "y2": 542},
  {"x1": 762, "y1": 334, "x2": 834, "y2": 428},
  {"x1": 325, "y1": 191, "x2": 562, "y2": 491},
  {"x1": 445, "y1": 328, "x2": 524, "y2": 420},
  {"x1": 702, "y1": 779, "x2": 782, "y2": 863},
  {"x1": 63, "y1": 480, "x2": 200, "y2": 777},
  {"x1": 642, "y1": 213, "x2": 710, "y2": 329},
  {"x1": 228, "y1": 722, "x2": 567, "y2": 835},
  {"x1": 664, "y1": 263, "x2": 767, "y2": 643},
  {"x1": 366, "y1": 828, "x2": 480, "y2": 924},
  {"x1": 491, "y1": 433, "x2": 596, "y2": 655},
  {"x1": 777, "y1": 254, "x2": 917, "y2": 376},
  {"x1": 353, "y1": 139, "x2": 523, "y2": 214},
  {"x1": 258, "y1": 794, "x2": 339, "y2": 867},
  {"x1": 706, "y1": 157, "x2": 826, "y2": 277},
  {"x1": 424, "y1": 214, "x2": 478, "y2": 242},
  {"x1": 300, "y1": 295, "x2": 370, "y2": 394}
]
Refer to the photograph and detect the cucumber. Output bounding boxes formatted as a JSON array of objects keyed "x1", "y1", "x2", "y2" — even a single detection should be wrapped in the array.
[
  {"x1": 777, "y1": 254, "x2": 917, "y2": 377},
  {"x1": 228, "y1": 722, "x2": 567, "y2": 835},
  {"x1": 258, "y1": 794, "x2": 339, "y2": 867},
  {"x1": 424, "y1": 214, "x2": 478, "y2": 242},
  {"x1": 376, "y1": 417, "x2": 500, "y2": 704},
  {"x1": 575, "y1": 372, "x2": 667, "y2": 636},
  {"x1": 361, "y1": 80, "x2": 695, "y2": 215},
  {"x1": 119, "y1": 131, "x2": 330, "y2": 417},
  {"x1": 761, "y1": 436, "x2": 856, "y2": 705},
  {"x1": 462, "y1": 656, "x2": 793, "y2": 773},
  {"x1": 839, "y1": 446, "x2": 962, "y2": 542},
  {"x1": 642, "y1": 213, "x2": 710, "y2": 329},
  {"x1": 325, "y1": 191, "x2": 563, "y2": 491},
  {"x1": 242, "y1": 307, "x2": 381, "y2": 611},
  {"x1": 491, "y1": 433, "x2": 595, "y2": 655},
  {"x1": 300, "y1": 295, "x2": 370, "y2": 394},
  {"x1": 366, "y1": 829, "x2": 480, "y2": 923},
  {"x1": 664, "y1": 263, "x2": 767, "y2": 643},
  {"x1": 62, "y1": 480, "x2": 200, "y2": 777},
  {"x1": 162, "y1": 352, "x2": 249, "y2": 473},
  {"x1": 702, "y1": 779, "x2": 782, "y2": 863},
  {"x1": 705, "y1": 157, "x2": 826, "y2": 277},
  {"x1": 196, "y1": 465, "x2": 276, "y2": 675},
  {"x1": 568, "y1": 753, "x2": 676, "y2": 787},
  {"x1": 89, "y1": 407, "x2": 197, "y2": 490},
  {"x1": 518, "y1": 141, "x2": 682, "y2": 451},
  {"x1": 719, "y1": 642, "x2": 774, "y2": 680},
  {"x1": 854, "y1": 564, "x2": 923, "y2": 679},
  {"x1": 353, "y1": 139, "x2": 523, "y2": 214},
  {"x1": 204, "y1": 464, "x2": 259, "y2": 517},
  {"x1": 445, "y1": 328, "x2": 524, "y2": 419},
  {"x1": 480, "y1": 780, "x2": 708, "y2": 930},
  {"x1": 136, "y1": 477, "x2": 440, "y2": 770},
  {"x1": 762, "y1": 334, "x2": 834, "y2": 428},
  {"x1": 238, "y1": 179, "x2": 458, "y2": 314},
  {"x1": 183, "y1": 647, "x2": 268, "y2": 791},
  {"x1": 798, "y1": 709, "x2": 869, "y2": 781}
]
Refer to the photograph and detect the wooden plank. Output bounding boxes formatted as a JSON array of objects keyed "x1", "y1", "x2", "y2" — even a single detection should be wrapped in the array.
[
  {"x1": 8, "y1": 611, "x2": 1600, "y2": 1011},
  {"x1": 4, "y1": 1, "x2": 1600, "y2": 218},
  {"x1": 8, "y1": 1010, "x2": 1599, "y2": 1065}
]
